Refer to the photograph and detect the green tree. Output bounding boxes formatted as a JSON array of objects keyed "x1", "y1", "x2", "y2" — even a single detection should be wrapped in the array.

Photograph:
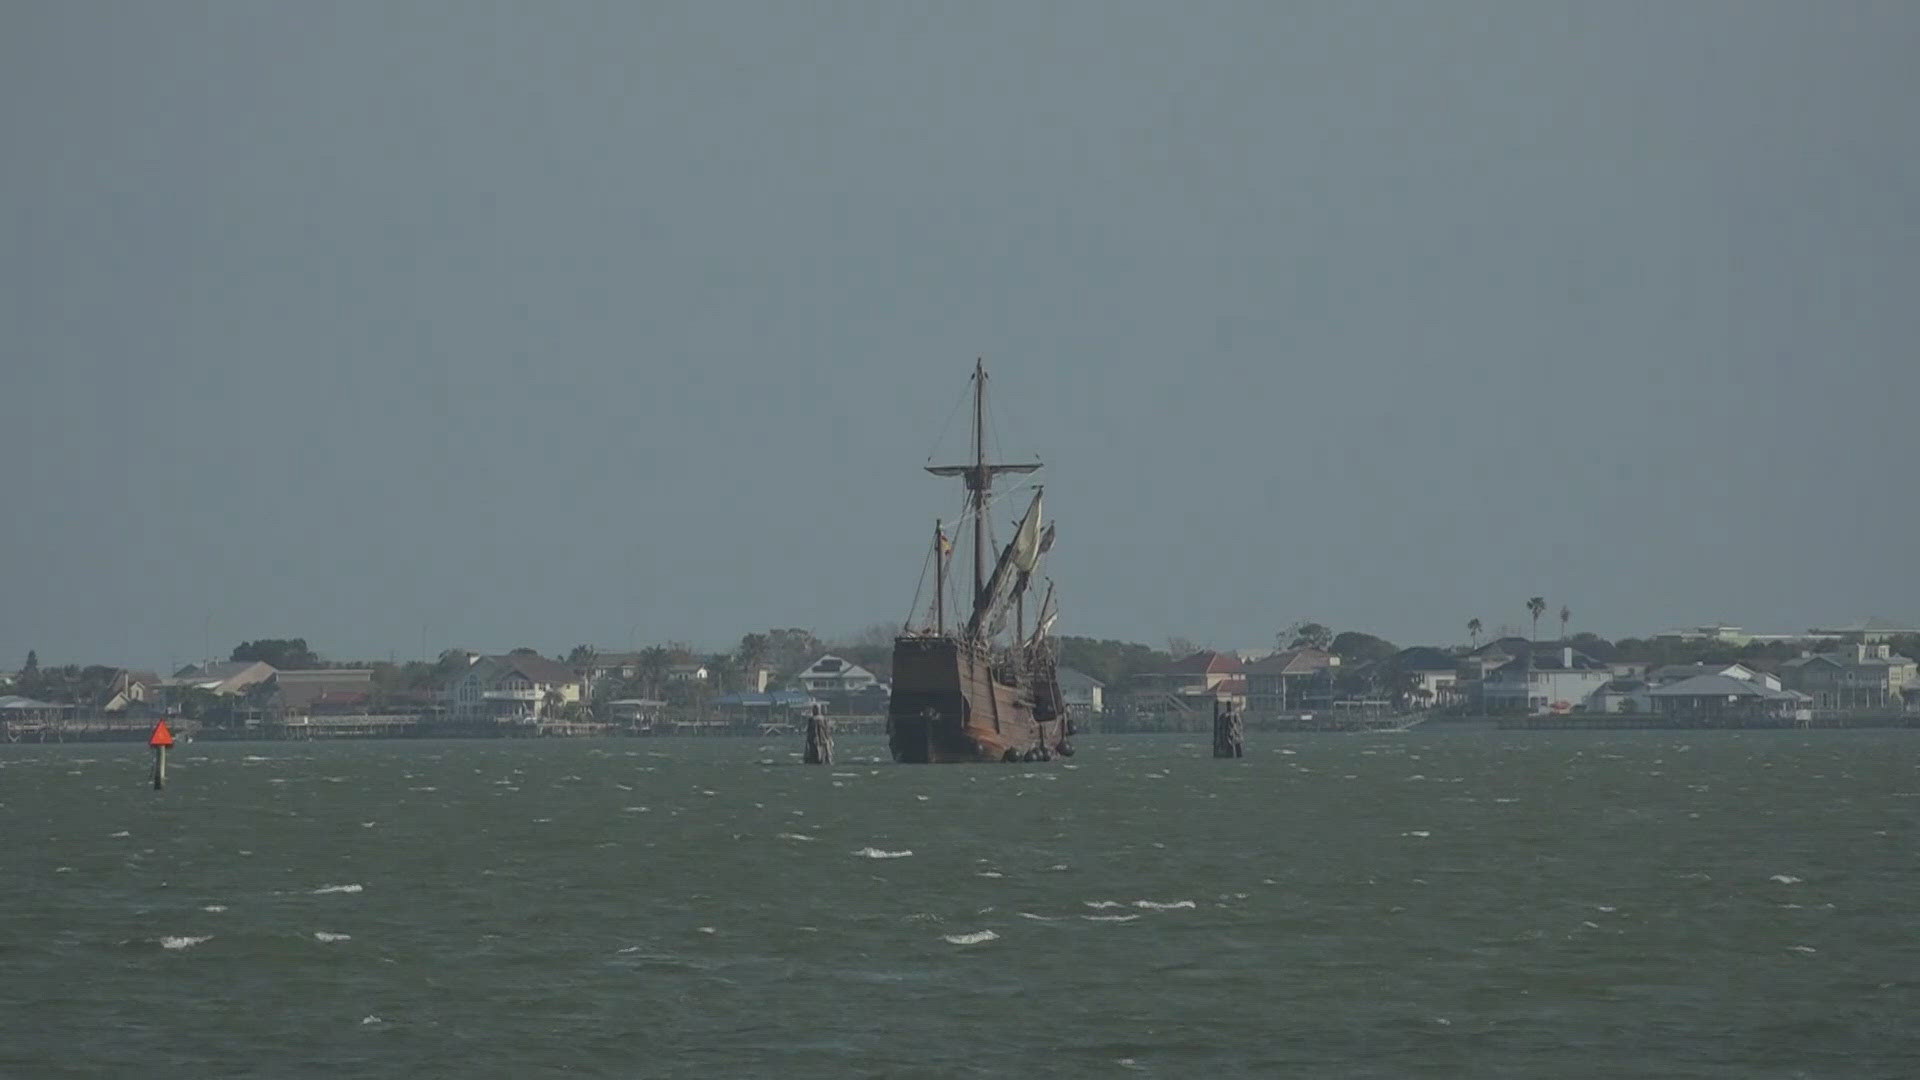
[
  {"x1": 231, "y1": 638, "x2": 321, "y2": 669},
  {"x1": 566, "y1": 644, "x2": 596, "y2": 666},
  {"x1": 22, "y1": 650, "x2": 38, "y2": 677},
  {"x1": 1331, "y1": 631, "x2": 1397, "y2": 666},
  {"x1": 635, "y1": 646, "x2": 672, "y2": 698},
  {"x1": 1559, "y1": 605, "x2": 1571, "y2": 641},
  {"x1": 1527, "y1": 598, "x2": 1547, "y2": 642},
  {"x1": 1466, "y1": 619, "x2": 1482, "y2": 648},
  {"x1": 1285, "y1": 622, "x2": 1333, "y2": 651},
  {"x1": 1055, "y1": 636, "x2": 1171, "y2": 689}
]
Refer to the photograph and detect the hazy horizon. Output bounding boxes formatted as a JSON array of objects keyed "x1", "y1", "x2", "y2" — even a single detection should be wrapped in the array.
[{"x1": 6, "y1": 3, "x2": 1916, "y2": 670}]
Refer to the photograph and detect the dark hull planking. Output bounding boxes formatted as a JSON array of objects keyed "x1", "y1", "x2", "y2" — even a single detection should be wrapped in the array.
[{"x1": 889, "y1": 635, "x2": 1059, "y2": 763}]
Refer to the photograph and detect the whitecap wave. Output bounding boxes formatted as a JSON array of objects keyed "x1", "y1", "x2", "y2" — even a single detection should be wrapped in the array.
[
  {"x1": 1132, "y1": 900, "x2": 1195, "y2": 910},
  {"x1": 202, "y1": 905, "x2": 227, "y2": 913},
  {"x1": 852, "y1": 847, "x2": 913, "y2": 859},
  {"x1": 314, "y1": 931, "x2": 352, "y2": 943},
  {"x1": 1082, "y1": 914, "x2": 1139, "y2": 923},
  {"x1": 161, "y1": 935, "x2": 211, "y2": 950},
  {"x1": 1083, "y1": 901, "x2": 1125, "y2": 909},
  {"x1": 943, "y1": 930, "x2": 998, "y2": 945},
  {"x1": 312, "y1": 883, "x2": 364, "y2": 895},
  {"x1": 775, "y1": 833, "x2": 816, "y2": 842},
  {"x1": 1770, "y1": 874, "x2": 1803, "y2": 885},
  {"x1": 1018, "y1": 912, "x2": 1059, "y2": 921},
  {"x1": 360, "y1": 1016, "x2": 382, "y2": 1025}
]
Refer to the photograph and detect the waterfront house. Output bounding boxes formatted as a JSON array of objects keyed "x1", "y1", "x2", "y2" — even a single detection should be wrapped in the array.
[
  {"x1": 0, "y1": 695, "x2": 72, "y2": 723},
  {"x1": 1128, "y1": 651, "x2": 1247, "y2": 725},
  {"x1": 1590, "y1": 678, "x2": 1654, "y2": 714},
  {"x1": 796, "y1": 655, "x2": 878, "y2": 695},
  {"x1": 265, "y1": 669, "x2": 375, "y2": 717},
  {"x1": 164, "y1": 660, "x2": 277, "y2": 696},
  {"x1": 1645, "y1": 673, "x2": 1808, "y2": 722},
  {"x1": 1385, "y1": 647, "x2": 1463, "y2": 708},
  {"x1": 1479, "y1": 645, "x2": 1612, "y2": 714},
  {"x1": 1779, "y1": 645, "x2": 1917, "y2": 709},
  {"x1": 711, "y1": 689, "x2": 819, "y2": 726},
  {"x1": 1056, "y1": 667, "x2": 1105, "y2": 716},
  {"x1": 1648, "y1": 663, "x2": 1780, "y2": 691},
  {"x1": 99, "y1": 670, "x2": 162, "y2": 714},
  {"x1": 444, "y1": 653, "x2": 585, "y2": 723},
  {"x1": 1242, "y1": 648, "x2": 1337, "y2": 716}
]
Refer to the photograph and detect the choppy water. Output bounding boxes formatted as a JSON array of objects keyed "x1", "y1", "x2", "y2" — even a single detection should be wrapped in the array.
[{"x1": 3, "y1": 732, "x2": 1917, "y2": 1077}]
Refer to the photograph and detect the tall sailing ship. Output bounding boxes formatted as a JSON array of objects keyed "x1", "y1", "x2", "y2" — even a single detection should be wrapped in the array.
[{"x1": 888, "y1": 361, "x2": 1071, "y2": 764}]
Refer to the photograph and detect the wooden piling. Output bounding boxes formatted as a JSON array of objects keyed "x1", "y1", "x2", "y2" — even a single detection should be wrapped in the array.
[
  {"x1": 803, "y1": 705, "x2": 833, "y2": 765},
  {"x1": 1212, "y1": 700, "x2": 1245, "y2": 759}
]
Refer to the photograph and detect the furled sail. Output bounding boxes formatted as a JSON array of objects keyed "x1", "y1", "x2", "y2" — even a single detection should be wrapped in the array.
[{"x1": 968, "y1": 490, "x2": 1044, "y2": 639}]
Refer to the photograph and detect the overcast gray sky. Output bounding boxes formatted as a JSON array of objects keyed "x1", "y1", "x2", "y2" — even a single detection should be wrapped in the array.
[{"x1": 5, "y1": 2, "x2": 1916, "y2": 668}]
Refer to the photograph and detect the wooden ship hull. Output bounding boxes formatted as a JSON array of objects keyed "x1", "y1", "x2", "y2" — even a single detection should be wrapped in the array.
[
  {"x1": 884, "y1": 359, "x2": 1067, "y2": 764},
  {"x1": 889, "y1": 636, "x2": 1064, "y2": 763}
]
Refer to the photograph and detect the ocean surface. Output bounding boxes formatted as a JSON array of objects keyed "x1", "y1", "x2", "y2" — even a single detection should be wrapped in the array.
[{"x1": 3, "y1": 731, "x2": 1917, "y2": 1078}]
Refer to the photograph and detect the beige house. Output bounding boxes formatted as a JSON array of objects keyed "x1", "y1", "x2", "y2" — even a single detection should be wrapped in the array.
[
  {"x1": 1242, "y1": 648, "x2": 1338, "y2": 716},
  {"x1": 1780, "y1": 644, "x2": 1917, "y2": 709}
]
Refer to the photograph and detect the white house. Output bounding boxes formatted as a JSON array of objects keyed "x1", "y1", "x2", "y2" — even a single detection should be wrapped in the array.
[
  {"x1": 796, "y1": 655, "x2": 877, "y2": 695},
  {"x1": 1480, "y1": 646, "x2": 1613, "y2": 714},
  {"x1": 1055, "y1": 667, "x2": 1105, "y2": 715}
]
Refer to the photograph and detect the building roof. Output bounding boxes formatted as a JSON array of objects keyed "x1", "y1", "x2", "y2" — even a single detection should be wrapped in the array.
[
  {"x1": 1471, "y1": 636, "x2": 1533, "y2": 659},
  {"x1": 271, "y1": 669, "x2": 375, "y2": 710},
  {"x1": 168, "y1": 660, "x2": 274, "y2": 685},
  {"x1": 1243, "y1": 649, "x2": 1334, "y2": 676},
  {"x1": 1646, "y1": 674, "x2": 1803, "y2": 701},
  {"x1": 583, "y1": 651, "x2": 645, "y2": 669},
  {"x1": 491, "y1": 653, "x2": 580, "y2": 686},
  {"x1": 1494, "y1": 647, "x2": 1608, "y2": 674},
  {"x1": 799, "y1": 655, "x2": 876, "y2": 683},
  {"x1": 1165, "y1": 650, "x2": 1243, "y2": 676},
  {"x1": 1649, "y1": 663, "x2": 1754, "y2": 684},
  {"x1": 0, "y1": 695, "x2": 67, "y2": 710},
  {"x1": 1782, "y1": 650, "x2": 1916, "y2": 672},
  {"x1": 1055, "y1": 667, "x2": 1104, "y2": 691},
  {"x1": 1816, "y1": 617, "x2": 1918, "y2": 635}
]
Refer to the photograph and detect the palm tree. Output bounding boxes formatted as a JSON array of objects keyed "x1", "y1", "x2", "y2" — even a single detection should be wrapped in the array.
[
  {"x1": 1559, "y1": 605, "x2": 1571, "y2": 642},
  {"x1": 1527, "y1": 597, "x2": 1546, "y2": 642},
  {"x1": 1467, "y1": 618, "x2": 1482, "y2": 648}
]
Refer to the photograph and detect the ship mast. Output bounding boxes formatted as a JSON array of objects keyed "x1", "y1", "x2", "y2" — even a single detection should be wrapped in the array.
[
  {"x1": 971, "y1": 358, "x2": 987, "y2": 610},
  {"x1": 925, "y1": 358, "x2": 1040, "y2": 640}
]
